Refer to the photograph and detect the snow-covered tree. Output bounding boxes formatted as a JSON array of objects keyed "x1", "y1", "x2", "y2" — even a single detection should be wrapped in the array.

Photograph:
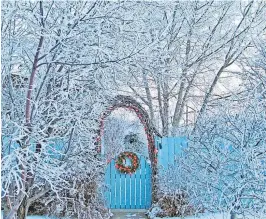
[
  {"x1": 1, "y1": 1, "x2": 149, "y2": 218},
  {"x1": 2, "y1": 1, "x2": 266, "y2": 219},
  {"x1": 115, "y1": 1, "x2": 266, "y2": 136}
]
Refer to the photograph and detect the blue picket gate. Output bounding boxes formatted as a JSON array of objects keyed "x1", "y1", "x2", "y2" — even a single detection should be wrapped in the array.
[{"x1": 104, "y1": 155, "x2": 152, "y2": 209}]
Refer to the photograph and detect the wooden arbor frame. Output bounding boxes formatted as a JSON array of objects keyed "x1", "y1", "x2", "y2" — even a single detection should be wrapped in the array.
[{"x1": 96, "y1": 95, "x2": 161, "y2": 203}]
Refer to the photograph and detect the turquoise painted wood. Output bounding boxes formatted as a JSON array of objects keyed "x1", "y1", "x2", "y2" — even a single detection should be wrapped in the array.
[
  {"x1": 161, "y1": 137, "x2": 169, "y2": 167},
  {"x1": 115, "y1": 168, "x2": 121, "y2": 208},
  {"x1": 135, "y1": 166, "x2": 141, "y2": 209},
  {"x1": 120, "y1": 171, "x2": 126, "y2": 209},
  {"x1": 156, "y1": 136, "x2": 187, "y2": 169},
  {"x1": 105, "y1": 155, "x2": 152, "y2": 209},
  {"x1": 125, "y1": 173, "x2": 131, "y2": 208},
  {"x1": 140, "y1": 156, "x2": 146, "y2": 208},
  {"x1": 132, "y1": 171, "x2": 136, "y2": 209},
  {"x1": 146, "y1": 159, "x2": 152, "y2": 208},
  {"x1": 168, "y1": 137, "x2": 175, "y2": 165},
  {"x1": 110, "y1": 159, "x2": 116, "y2": 208}
]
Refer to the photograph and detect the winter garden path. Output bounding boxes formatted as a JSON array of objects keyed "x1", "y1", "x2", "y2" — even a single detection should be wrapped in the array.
[{"x1": 111, "y1": 210, "x2": 147, "y2": 219}]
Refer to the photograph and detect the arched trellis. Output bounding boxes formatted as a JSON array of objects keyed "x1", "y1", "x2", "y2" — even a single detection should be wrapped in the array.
[{"x1": 96, "y1": 95, "x2": 161, "y2": 203}]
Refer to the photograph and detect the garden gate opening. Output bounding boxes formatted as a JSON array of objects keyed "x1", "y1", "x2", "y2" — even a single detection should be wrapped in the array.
[{"x1": 97, "y1": 95, "x2": 160, "y2": 209}]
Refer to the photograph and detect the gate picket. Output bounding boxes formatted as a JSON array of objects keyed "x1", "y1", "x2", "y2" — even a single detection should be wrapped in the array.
[
  {"x1": 120, "y1": 172, "x2": 126, "y2": 209},
  {"x1": 105, "y1": 154, "x2": 151, "y2": 209},
  {"x1": 162, "y1": 137, "x2": 169, "y2": 167},
  {"x1": 115, "y1": 170, "x2": 121, "y2": 209},
  {"x1": 140, "y1": 156, "x2": 146, "y2": 208},
  {"x1": 131, "y1": 171, "x2": 136, "y2": 209},
  {"x1": 135, "y1": 162, "x2": 141, "y2": 209},
  {"x1": 125, "y1": 173, "x2": 131, "y2": 208},
  {"x1": 146, "y1": 160, "x2": 152, "y2": 208}
]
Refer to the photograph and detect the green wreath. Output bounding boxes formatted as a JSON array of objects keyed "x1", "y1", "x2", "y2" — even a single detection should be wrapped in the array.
[{"x1": 115, "y1": 151, "x2": 139, "y2": 174}]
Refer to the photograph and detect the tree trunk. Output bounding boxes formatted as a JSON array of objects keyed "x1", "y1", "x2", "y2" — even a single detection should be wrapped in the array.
[
  {"x1": 25, "y1": 35, "x2": 44, "y2": 125},
  {"x1": 193, "y1": 65, "x2": 226, "y2": 132},
  {"x1": 162, "y1": 86, "x2": 169, "y2": 136},
  {"x1": 172, "y1": 28, "x2": 192, "y2": 131},
  {"x1": 142, "y1": 70, "x2": 155, "y2": 121},
  {"x1": 172, "y1": 80, "x2": 185, "y2": 134},
  {"x1": 17, "y1": 196, "x2": 28, "y2": 219},
  {"x1": 230, "y1": 212, "x2": 236, "y2": 219}
]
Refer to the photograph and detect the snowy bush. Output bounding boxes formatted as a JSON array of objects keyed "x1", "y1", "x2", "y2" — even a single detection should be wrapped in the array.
[
  {"x1": 184, "y1": 93, "x2": 266, "y2": 217},
  {"x1": 152, "y1": 161, "x2": 202, "y2": 218},
  {"x1": 28, "y1": 169, "x2": 110, "y2": 219}
]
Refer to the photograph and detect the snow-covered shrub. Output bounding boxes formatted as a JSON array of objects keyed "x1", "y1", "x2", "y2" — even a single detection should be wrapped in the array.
[
  {"x1": 2, "y1": 127, "x2": 110, "y2": 218},
  {"x1": 155, "y1": 192, "x2": 196, "y2": 217},
  {"x1": 152, "y1": 162, "x2": 202, "y2": 218},
  {"x1": 22, "y1": 135, "x2": 109, "y2": 219},
  {"x1": 184, "y1": 93, "x2": 266, "y2": 217},
  {"x1": 29, "y1": 171, "x2": 110, "y2": 219}
]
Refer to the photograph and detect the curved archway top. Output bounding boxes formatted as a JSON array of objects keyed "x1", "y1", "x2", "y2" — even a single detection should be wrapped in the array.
[
  {"x1": 102, "y1": 95, "x2": 161, "y2": 137},
  {"x1": 98, "y1": 95, "x2": 161, "y2": 165}
]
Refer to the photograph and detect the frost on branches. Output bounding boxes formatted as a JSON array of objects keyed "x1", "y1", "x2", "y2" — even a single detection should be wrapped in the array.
[
  {"x1": 102, "y1": 109, "x2": 148, "y2": 162},
  {"x1": 153, "y1": 38, "x2": 266, "y2": 219},
  {"x1": 183, "y1": 92, "x2": 266, "y2": 217},
  {"x1": 178, "y1": 37, "x2": 266, "y2": 218},
  {"x1": 155, "y1": 90, "x2": 266, "y2": 218},
  {"x1": 1, "y1": 1, "x2": 147, "y2": 219},
  {"x1": 1, "y1": 1, "x2": 266, "y2": 219}
]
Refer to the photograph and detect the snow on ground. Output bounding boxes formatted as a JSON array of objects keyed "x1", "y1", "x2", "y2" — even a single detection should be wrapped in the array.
[
  {"x1": 154, "y1": 212, "x2": 265, "y2": 219},
  {"x1": 1, "y1": 213, "x2": 58, "y2": 219},
  {"x1": 2, "y1": 212, "x2": 265, "y2": 219},
  {"x1": 155, "y1": 213, "x2": 230, "y2": 219},
  {"x1": 27, "y1": 216, "x2": 59, "y2": 219}
]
